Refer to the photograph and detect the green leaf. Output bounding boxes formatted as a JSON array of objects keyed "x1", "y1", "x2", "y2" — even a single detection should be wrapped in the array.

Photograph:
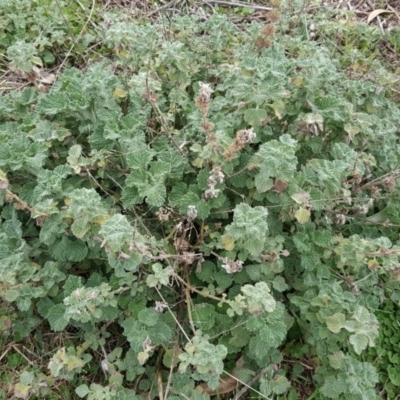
[
  {"x1": 101, "y1": 305, "x2": 119, "y2": 321},
  {"x1": 71, "y1": 217, "x2": 90, "y2": 239},
  {"x1": 192, "y1": 303, "x2": 216, "y2": 331},
  {"x1": 349, "y1": 334, "x2": 369, "y2": 355},
  {"x1": 244, "y1": 108, "x2": 267, "y2": 127},
  {"x1": 69, "y1": 188, "x2": 109, "y2": 223},
  {"x1": 49, "y1": 236, "x2": 88, "y2": 262},
  {"x1": 39, "y1": 214, "x2": 68, "y2": 245},
  {"x1": 320, "y1": 376, "x2": 344, "y2": 399},
  {"x1": 47, "y1": 304, "x2": 68, "y2": 331},
  {"x1": 313, "y1": 230, "x2": 332, "y2": 247},
  {"x1": 224, "y1": 203, "x2": 268, "y2": 258},
  {"x1": 251, "y1": 134, "x2": 298, "y2": 183},
  {"x1": 141, "y1": 183, "x2": 166, "y2": 207},
  {"x1": 67, "y1": 144, "x2": 82, "y2": 171},
  {"x1": 3, "y1": 217, "x2": 22, "y2": 238},
  {"x1": 5, "y1": 290, "x2": 19, "y2": 302},
  {"x1": 138, "y1": 308, "x2": 159, "y2": 327},
  {"x1": 38, "y1": 92, "x2": 70, "y2": 115},
  {"x1": 325, "y1": 313, "x2": 345, "y2": 333},
  {"x1": 75, "y1": 384, "x2": 90, "y2": 398},
  {"x1": 244, "y1": 236, "x2": 265, "y2": 257},
  {"x1": 7, "y1": 40, "x2": 39, "y2": 72},
  {"x1": 328, "y1": 351, "x2": 345, "y2": 370},
  {"x1": 241, "y1": 282, "x2": 276, "y2": 314},
  {"x1": 121, "y1": 186, "x2": 141, "y2": 208},
  {"x1": 229, "y1": 327, "x2": 251, "y2": 348},
  {"x1": 99, "y1": 214, "x2": 132, "y2": 252},
  {"x1": 37, "y1": 298, "x2": 54, "y2": 318},
  {"x1": 303, "y1": 159, "x2": 349, "y2": 196},
  {"x1": 260, "y1": 374, "x2": 291, "y2": 396},
  {"x1": 258, "y1": 319, "x2": 287, "y2": 348},
  {"x1": 272, "y1": 276, "x2": 288, "y2": 292},
  {"x1": 64, "y1": 276, "x2": 83, "y2": 296},
  {"x1": 301, "y1": 251, "x2": 320, "y2": 270},
  {"x1": 19, "y1": 371, "x2": 34, "y2": 385},
  {"x1": 170, "y1": 188, "x2": 210, "y2": 220},
  {"x1": 146, "y1": 263, "x2": 172, "y2": 287},
  {"x1": 126, "y1": 149, "x2": 155, "y2": 170},
  {"x1": 254, "y1": 174, "x2": 273, "y2": 193}
]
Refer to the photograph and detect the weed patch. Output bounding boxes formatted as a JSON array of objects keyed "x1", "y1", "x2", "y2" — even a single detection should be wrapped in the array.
[{"x1": 1, "y1": 1, "x2": 400, "y2": 399}]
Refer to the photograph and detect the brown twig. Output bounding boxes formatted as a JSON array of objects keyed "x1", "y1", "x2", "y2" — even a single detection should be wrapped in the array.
[
  {"x1": 232, "y1": 368, "x2": 266, "y2": 400},
  {"x1": 146, "y1": 0, "x2": 183, "y2": 17},
  {"x1": 56, "y1": 0, "x2": 96, "y2": 73},
  {"x1": 224, "y1": 370, "x2": 270, "y2": 399},
  {"x1": 204, "y1": 0, "x2": 272, "y2": 11},
  {"x1": 11, "y1": 345, "x2": 35, "y2": 366},
  {"x1": 163, "y1": 342, "x2": 179, "y2": 399}
]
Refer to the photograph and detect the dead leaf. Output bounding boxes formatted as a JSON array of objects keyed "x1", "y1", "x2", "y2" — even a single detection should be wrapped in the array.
[
  {"x1": 32, "y1": 67, "x2": 56, "y2": 84},
  {"x1": 291, "y1": 190, "x2": 311, "y2": 207},
  {"x1": 198, "y1": 357, "x2": 245, "y2": 395},
  {"x1": 221, "y1": 234, "x2": 235, "y2": 251},
  {"x1": 367, "y1": 9, "x2": 395, "y2": 23},
  {"x1": 199, "y1": 376, "x2": 238, "y2": 395},
  {"x1": 295, "y1": 207, "x2": 311, "y2": 224},
  {"x1": 271, "y1": 179, "x2": 288, "y2": 194},
  {"x1": 137, "y1": 351, "x2": 149, "y2": 365},
  {"x1": 113, "y1": 87, "x2": 128, "y2": 98},
  {"x1": 39, "y1": 71, "x2": 56, "y2": 84}
]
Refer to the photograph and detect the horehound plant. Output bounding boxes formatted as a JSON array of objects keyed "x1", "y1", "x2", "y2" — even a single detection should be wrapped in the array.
[{"x1": 1, "y1": 6, "x2": 400, "y2": 400}]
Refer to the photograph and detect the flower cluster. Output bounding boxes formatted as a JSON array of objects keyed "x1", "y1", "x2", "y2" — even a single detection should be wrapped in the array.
[
  {"x1": 204, "y1": 167, "x2": 224, "y2": 199},
  {"x1": 156, "y1": 207, "x2": 171, "y2": 221},
  {"x1": 187, "y1": 205, "x2": 198, "y2": 220},
  {"x1": 254, "y1": 13, "x2": 279, "y2": 51},
  {"x1": 195, "y1": 82, "x2": 214, "y2": 118},
  {"x1": 224, "y1": 128, "x2": 257, "y2": 161},
  {"x1": 221, "y1": 258, "x2": 243, "y2": 274}
]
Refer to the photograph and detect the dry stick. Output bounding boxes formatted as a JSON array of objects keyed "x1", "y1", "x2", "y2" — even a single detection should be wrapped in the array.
[
  {"x1": 0, "y1": 344, "x2": 12, "y2": 364},
  {"x1": 147, "y1": 0, "x2": 183, "y2": 17},
  {"x1": 88, "y1": 167, "x2": 154, "y2": 237},
  {"x1": 232, "y1": 368, "x2": 267, "y2": 400},
  {"x1": 174, "y1": 274, "x2": 225, "y2": 303},
  {"x1": 149, "y1": 99, "x2": 187, "y2": 159},
  {"x1": 224, "y1": 370, "x2": 272, "y2": 400},
  {"x1": 359, "y1": 169, "x2": 400, "y2": 190},
  {"x1": 75, "y1": 0, "x2": 102, "y2": 31},
  {"x1": 5, "y1": 190, "x2": 47, "y2": 216},
  {"x1": 12, "y1": 345, "x2": 35, "y2": 366},
  {"x1": 387, "y1": 4, "x2": 400, "y2": 21},
  {"x1": 56, "y1": 0, "x2": 96, "y2": 74},
  {"x1": 157, "y1": 369, "x2": 164, "y2": 400},
  {"x1": 163, "y1": 341, "x2": 179, "y2": 400},
  {"x1": 143, "y1": 62, "x2": 192, "y2": 167},
  {"x1": 283, "y1": 359, "x2": 315, "y2": 370},
  {"x1": 100, "y1": 169, "x2": 151, "y2": 236},
  {"x1": 54, "y1": 0, "x2": 76, "y2": 44},
  {"x1": 346, "y1": 214, "x2": 400, "y2": 228},
  {"x1": 204, "y1": 0, "x2": 272, "y2": 10},
  {"x1": 163, "y1": 269, "x2": 271, "y2": 399},
  {"x1": 376, "y1": 14, "x2": 386, "y2": 37},
  {"x1": 100, "y1": 345, "x2": 109, "y2": 378},
  {"x1": 185, "y1": 285, "x2": 197, "y2": 335},
  {"x1": 155, "y1": 287, "x2": 191, "y2": 342}
]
